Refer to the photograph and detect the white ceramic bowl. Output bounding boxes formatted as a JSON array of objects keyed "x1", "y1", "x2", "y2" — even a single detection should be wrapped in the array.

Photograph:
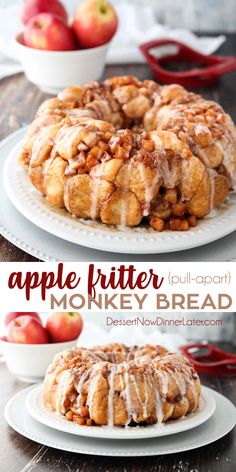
[
  {"x1": 0, "y1": 337, "x2": 77, "y2": 383},
  {"x1": 15, "y1": 33, "x2": 110, "y2": 94}
]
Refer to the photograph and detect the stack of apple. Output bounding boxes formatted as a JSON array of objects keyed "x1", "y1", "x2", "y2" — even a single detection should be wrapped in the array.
[
  {"x1": 4, "y1": 311, "x2": 83, "y2": 344},
  {"x1": 21, "y1": 0, "x2": 118, "y2": 51}
]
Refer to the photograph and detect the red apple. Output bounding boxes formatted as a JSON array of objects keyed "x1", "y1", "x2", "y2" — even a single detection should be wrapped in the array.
[
  {"x1": 21, "y1": 0, "x2": 68, "y2": 25},
  {"x1": 23, "y1": 13, "x2": 76, "y2": 51},
  {"x1": 7, "y1": 316, "x2": 49, "y2": 344},
  {"x1": 4, "y1": 311, "x2": 41, "y2": 327},
  {"x1": 72, "y1": 0, "x2": 118, "y2": 49},
  {"x1": 46, "y1": 312, "x2": 83, "y2": 343}
]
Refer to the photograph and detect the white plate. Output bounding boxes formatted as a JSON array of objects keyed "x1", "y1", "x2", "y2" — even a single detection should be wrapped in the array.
[
  {"x1": 5, "y1": 385, "x2": 236, "y2": 456},
  {"x1": 3, "y1": 128, "x2": 236, "y2": 255},
  {"x1": 1, "y1": 129, "x2": 236, "y2": 261},
  {"x1": 26, "y1": 384, "x2": 215, "y2": 440}
]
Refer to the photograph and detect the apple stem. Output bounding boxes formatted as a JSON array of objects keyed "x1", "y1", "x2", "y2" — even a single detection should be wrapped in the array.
[{"x1": 35, "y1": 21, "x2": 44, "y2": 29}]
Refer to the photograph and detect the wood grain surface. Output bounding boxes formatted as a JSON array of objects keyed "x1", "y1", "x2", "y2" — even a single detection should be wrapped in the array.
[
  {"x1": 0, "y1": 34, "x2": 236, "y2": 261},
  {"x1": 1, "y1": 342, "x2": 235, "y2": 472}
]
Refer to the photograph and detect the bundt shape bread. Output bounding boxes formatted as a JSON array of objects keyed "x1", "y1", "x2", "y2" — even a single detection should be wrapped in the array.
[
  {"x1": 19, "y1": 76, "x2": 236, "y2": 231},
  {"x1": 43, "y1": 344, "x2": 201, "y2": 426}
]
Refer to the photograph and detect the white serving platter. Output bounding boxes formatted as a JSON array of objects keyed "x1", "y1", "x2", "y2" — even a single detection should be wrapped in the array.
[
  {"x1": 26, "y1": 384, "x2": 215, "y2": 440},
  {"x1": 4, "y1": 385, "x2": 236, "y2": 456},
  {"x1": 3, "y1": 128, "x2": 236, "y2": 255}
]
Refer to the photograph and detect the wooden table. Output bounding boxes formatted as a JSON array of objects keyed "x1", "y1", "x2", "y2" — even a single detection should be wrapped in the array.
[
  {"x1": 1, "y1": 342, "x2": 235, "y2": 472},
  {"x1": 0, "y1": 34, "x2": 236, "y2": 261}
]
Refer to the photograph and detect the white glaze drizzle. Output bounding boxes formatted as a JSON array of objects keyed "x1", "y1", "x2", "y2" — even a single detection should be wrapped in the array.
[
  {"x1": 143, "y1": 377, "x2": 149, "y2": 419},
  {"x1": 197, "y1": 146, "x2": 211, "y2": 167},
  {"x1": 123, "y1": 366, "x2": 133, "y2": 425},
  {"x1": 76, "y1": 366, "x2": 92, "y2": 398},
  {"x1": 130, "y1": 374, "x2": 142, "y2": 421},
  {"x1": 208, "y1": 168, "x2": 216, "y2": 212},
  {"x1": 90, "y1": 160, "x2": 105, "y2": 220},
  {"x1": 120, "y1": 162, "x2": 131, "y2": 227},
  {"x1": 139, "y1": 162, "x2": 160, "y2": 216},
  {"x1": 56, "y1": 369, "x2": 73, "y2": 414},
  {"x1": 153, "y1": 372, "x2": 163, "y2": 423},
  {"x1": 156, "y1": 369, "x2": 169, "y2": 396},
  {"x1": 171, "y1": 369, "x2": 187, "y2": 396},
  {"x1": 108, "y1": 365, "x2": 116, "y2": 426},
  {"x1": 31, "y1": 123, "x2": 58, "y2": 162},
  {"x1": 86, "y1": 362, "x2": 104, "y2": 419},
  {"x1": 55, "y1": 124, "x2": 82, "y2": 158},
  {"x1": 82, "y1": 349, "x2": 102, "y2": 361},
  {"x1": 161, "y1": 157, "x2": 176, "y2": 189},
  {"x1": 92, "y1": 349, "x2": 109, "y2": 361}
]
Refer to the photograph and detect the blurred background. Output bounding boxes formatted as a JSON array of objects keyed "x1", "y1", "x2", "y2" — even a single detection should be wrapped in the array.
[
  {"x1": 1, "y1": 311, "x2": 235, "y2": 342},
  {"x1": 0, "y1": 0, "x2": 235, "y2": 32}
]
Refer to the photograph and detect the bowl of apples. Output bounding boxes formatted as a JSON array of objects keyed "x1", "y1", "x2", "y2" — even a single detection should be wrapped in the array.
[
  {"x1": 0, "y1": 311, "x2": 83, "y2": 383},
  {"x1": 15, "y1": 0, "x2": 118, "y2": 93}
]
